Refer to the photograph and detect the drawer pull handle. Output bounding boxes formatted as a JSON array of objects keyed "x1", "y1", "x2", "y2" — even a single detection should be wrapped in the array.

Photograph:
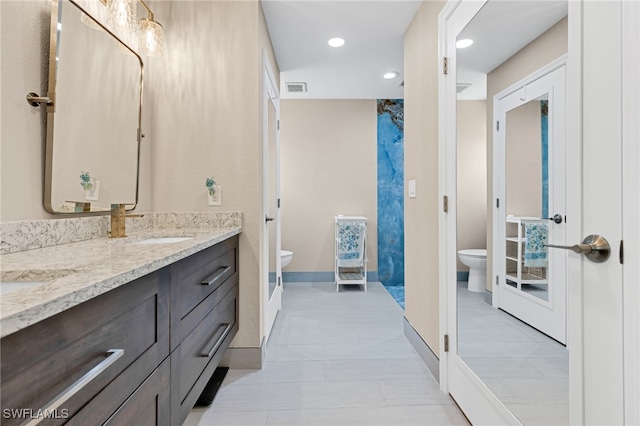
[
  {"x1": 201, "y1": 266, "x2": 231, "y2": 286},
  {"x1": 201, "y1": 323, "x2": 232, "y2": 358},
  {"x1": 22, "y1": 349, "x2": 124, "y2": 426}
]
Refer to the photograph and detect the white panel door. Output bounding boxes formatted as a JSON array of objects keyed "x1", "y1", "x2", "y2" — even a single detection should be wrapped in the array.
[{"x1": 495, "y1": 65, "x2": 567, "y2": 344}]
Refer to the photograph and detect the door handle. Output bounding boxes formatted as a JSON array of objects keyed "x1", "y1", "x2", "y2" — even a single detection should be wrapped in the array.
[
  {"x1": 542, "y1": 214, "x2": 563, "y2": 224},
  {"x1": 265, "y1": 216, "x2": 274, "y2": 223},
  {"x1": 545, "y1": 234, "x2": 610, "y2": 263}
]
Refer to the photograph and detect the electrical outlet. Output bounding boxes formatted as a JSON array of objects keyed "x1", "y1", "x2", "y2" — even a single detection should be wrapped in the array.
[
  {"x1": 208, "y1": 186, "x2": 222, "y2": 206},
  {"x1": 85, "y1": 180, "x2": 100, "y2": 201}
]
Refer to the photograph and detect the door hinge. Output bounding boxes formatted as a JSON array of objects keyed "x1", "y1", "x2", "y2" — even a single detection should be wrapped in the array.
[
  {"x1": 620, "y1": 240, "x2": 624, "y2": 264},
  {"x1": 278, "y1": 198, "x2": 281, "y2": 208},
  {"x1": 496, "y1": 198, "x2": 500, "y2": 208},
  {"x1": 496, "y1": 276, "x2": 499, "y2": 286},
  {"x1": 443, "y1": 195, "x2": 449, "y2": 213},
  {"x1": 496, "y1": 120, "x2": 500, "y2": 131},
  {"x1": 443, "y1": 57, "x2": 448, "y2": 75},
  {"x1": 444, "y1": 334, "x2": 449, "y2": 352},
  {"x1": 278, "y1": 276, "x2": 282, "y2": 287},
  {"x1": 277, "y1": 120, "x2": 280, "y2": 130}
]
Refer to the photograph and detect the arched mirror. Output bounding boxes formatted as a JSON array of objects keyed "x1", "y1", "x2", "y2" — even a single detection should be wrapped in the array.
[{"x1": 44, "y1": 0, "x2": 143, "y2": 214}]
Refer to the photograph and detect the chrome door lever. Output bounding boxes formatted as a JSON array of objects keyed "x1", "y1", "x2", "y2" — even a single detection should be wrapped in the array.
[
  {"x1": 542, "y1": 214, "x2": 563, "y2": 224},
  {"x1": 265, "y1": 216, "x2": 274, "y2": 223},
  {"x1": 545, "y1": 234, "x2": 610, "y2": 263}
]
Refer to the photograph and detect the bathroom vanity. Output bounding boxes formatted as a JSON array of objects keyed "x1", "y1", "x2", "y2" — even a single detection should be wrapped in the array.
[{"x1": 0, "y1": 218, "x2": 240, "y2": 426}]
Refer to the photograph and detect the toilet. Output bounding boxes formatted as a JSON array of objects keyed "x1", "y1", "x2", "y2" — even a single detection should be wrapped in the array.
[
  {"x1": 281, "y1": 250, "x2": 293, "y2": 269},
  {"x1": 457, "y1": 249, "x2": 487, "y2": 293}
]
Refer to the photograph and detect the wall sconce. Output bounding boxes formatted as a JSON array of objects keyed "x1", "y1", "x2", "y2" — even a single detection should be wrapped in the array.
[
  {"x1": 138, "y1": 2, "x2": 165, "y2": 57},
  {"x1": 81, "y1": 0, "x2": 165, "y2": 57},
  {"x1": 107, "y1": 0, "x2": 138, "y2": 33}
]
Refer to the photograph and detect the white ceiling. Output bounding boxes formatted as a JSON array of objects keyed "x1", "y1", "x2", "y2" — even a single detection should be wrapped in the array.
[
  {"x1": 261, "y1": 0, "x2": 421, "y2": 99},
  {"x1": 261, "y1": 0, "x2": 567, "y2": 100},
  {"x1": 457, "y1": 1, "x2": 568, "y2": 100}
]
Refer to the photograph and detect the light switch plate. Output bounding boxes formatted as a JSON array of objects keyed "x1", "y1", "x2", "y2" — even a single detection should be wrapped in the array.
[
  {"x1": 408, "y1": 180, "x2": 416, "y2": 198},
  {"x1": 208, "y1": 186, "x2": 222, "y2": 206}
]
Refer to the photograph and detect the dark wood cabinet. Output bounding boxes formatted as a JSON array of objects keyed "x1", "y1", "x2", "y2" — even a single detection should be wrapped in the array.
[
  {"x1": 170, "y1": 236, "x2": 239, "y2": 425},
  {"x1": 0, "y1": 269, "x2": 170, "y2": 426},
  {"x1": 0, "y1": 235, "x2": 239, "y2": 426}
]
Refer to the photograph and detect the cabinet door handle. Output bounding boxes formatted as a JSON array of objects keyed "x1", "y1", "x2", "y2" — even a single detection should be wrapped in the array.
[
  {"x1": 23, "y1": 349, "x2": 124, "y2": 426},
  {"x1": 200, "y1": 266, "x2": 231, "y2": 286},
  {"x1": 200, "y1": 323, "x2": 232, "y2": 358}
]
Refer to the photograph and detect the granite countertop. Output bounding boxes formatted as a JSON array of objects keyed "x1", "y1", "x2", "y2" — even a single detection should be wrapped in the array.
[{"x1": 0, "y1": 227, "x2": 241, "y2": 338}]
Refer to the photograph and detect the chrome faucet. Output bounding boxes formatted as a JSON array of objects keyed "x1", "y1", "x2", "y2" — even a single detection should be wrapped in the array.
[{"x1": 110, "y1": 204, "x2": 143, "y2": 238}]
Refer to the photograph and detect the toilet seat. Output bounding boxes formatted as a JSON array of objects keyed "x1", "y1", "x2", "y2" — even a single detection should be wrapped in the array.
[{"x1": 458, "y1": 249, "x2": 486, "y2": 258}]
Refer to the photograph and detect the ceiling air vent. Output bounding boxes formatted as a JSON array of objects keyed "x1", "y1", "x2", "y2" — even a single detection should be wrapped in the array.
[
  {"x1": 457, "y1": 83, "x2": 472, "y2": 93},
  {"x1": 285, "y1": 82, "x2": 307, "y2": 93}
]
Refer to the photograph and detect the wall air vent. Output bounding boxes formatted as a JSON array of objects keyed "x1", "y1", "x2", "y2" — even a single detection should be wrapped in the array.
[
  {"x1": 457, "y1": 83, "x2": 472, "y2": 93},
  {"x1": 285, "y1": 82, "x2": 307, "y2": 93}
]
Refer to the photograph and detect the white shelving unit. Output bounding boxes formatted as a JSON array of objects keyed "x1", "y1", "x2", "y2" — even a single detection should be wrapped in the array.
[
  {"x1": 334, "y1": 216, "x2": 367, "y2": 292},
  {"x1": 505, "y1": 216, "x2": 548, "y2": 298}
]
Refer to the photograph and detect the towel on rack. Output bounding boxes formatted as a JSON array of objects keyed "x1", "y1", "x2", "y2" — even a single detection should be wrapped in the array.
[
  {"x1": 524, "y1": 222, "x2": 548, "y2": 267},
  {"x1": 337, "y1": 222, "x2": 366, "y2": 267}
]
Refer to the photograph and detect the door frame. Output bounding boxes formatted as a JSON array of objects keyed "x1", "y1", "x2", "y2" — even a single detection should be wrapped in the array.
[
  {"x1": 622, "y1": 1, "x2": 640, "y2": 423},
  {"x1": 262, "y1": 49, "x2": 282, "y2": 343}
]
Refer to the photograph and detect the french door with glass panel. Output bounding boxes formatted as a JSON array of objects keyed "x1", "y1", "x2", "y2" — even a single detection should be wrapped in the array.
[{"x1": 494, "y1": 64, "x2": 567, "y2": 344}]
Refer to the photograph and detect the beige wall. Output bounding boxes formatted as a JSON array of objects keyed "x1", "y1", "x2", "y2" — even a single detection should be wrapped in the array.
[
  {"x1": 1, "y1": 1, "x2": 279, "y2": 351},
  {"x1": 456, "y1": 100, "x2": 487, "y2": 271},
  {"x1": 147, "y1": 0, "x2": 278, "y2": 348},
  {"x1": 486, "y1": 16, "x2": 567, "y2": 292},
  {"x1": 279, "y1": 99, "x2": 377, "y2": 274},
  {"x1": 403, "y1": 0, "x2": 444, "y2": 355}
]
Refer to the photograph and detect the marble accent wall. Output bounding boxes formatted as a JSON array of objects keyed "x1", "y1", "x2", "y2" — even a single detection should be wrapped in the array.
[
  {"x1": 1, "y1": 212, "x2": 242, "y2": 254},
  {"x1": 377, "y1": 99, "x2": 405, "y2": 287}
]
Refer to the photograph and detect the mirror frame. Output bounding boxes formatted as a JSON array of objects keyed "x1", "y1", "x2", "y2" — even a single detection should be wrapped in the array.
[{"x1": 44, "y1": 0, "x2": 144, "y2": 215}]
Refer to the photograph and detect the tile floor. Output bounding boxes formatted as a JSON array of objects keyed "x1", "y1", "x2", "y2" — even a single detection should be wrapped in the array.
[
  {"x1": 185, "y1": 282, "x2": 469, "y2": 426},
  {"x1": 457, "y1": 282, "x2": 569, "y2": 425}
]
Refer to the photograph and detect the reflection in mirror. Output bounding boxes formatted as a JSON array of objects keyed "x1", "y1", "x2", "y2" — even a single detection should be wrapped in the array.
[
  {"x1": 455, "y1": 1, "x2": 568, "y2": 424},
  {"x1": 505, "y1": 95, "x2": 548, "y2": 220},
  {"x1": 45, "y1": 0, "x2": 143, "y2": 214},
  {"x1": 268, "y1": 99, "x2": 278, "y2": 299}
]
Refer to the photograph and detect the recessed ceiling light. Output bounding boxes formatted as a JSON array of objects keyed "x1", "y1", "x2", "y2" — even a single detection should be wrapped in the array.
[
  {"x1": 456, "y1": 39, "x2": 474, "y2": 49},
  {"x1": 328, "y1": 37, "x2": 345, "y2": 48},
  {"x1": 383, "y1": 71, "x2": 399, "y2": 80}
]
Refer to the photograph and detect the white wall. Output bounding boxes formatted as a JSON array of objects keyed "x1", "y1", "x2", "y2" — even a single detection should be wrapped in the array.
[{"x1": 280, "y1": 99, "x2": 378, "y2": 275}]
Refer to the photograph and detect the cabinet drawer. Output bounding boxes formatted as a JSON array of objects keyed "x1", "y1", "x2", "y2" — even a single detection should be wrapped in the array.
[
  {"x1": 103, "y1": 357, "x2": 170, "y2": 426},
  {"x1": 171, "y1": 284, "x2": 238, "y2": 425},
  {"x1": 170, "y1": 236, "x2": 238, "y2": 348},
  {"x1": 0, "y1": 270, "x2": 169, "y2": 426}
]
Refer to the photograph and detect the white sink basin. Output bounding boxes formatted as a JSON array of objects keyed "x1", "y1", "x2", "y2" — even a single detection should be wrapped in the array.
[
  {"x1": 1, "y1": 281, "x2": 48, "y2": 296},
  {"x1": 135, "y1": 237, "x2": 193, "y2": 245},
  {"x1": 0, "y1": 268, "x2": 81, "y2": 296}
]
